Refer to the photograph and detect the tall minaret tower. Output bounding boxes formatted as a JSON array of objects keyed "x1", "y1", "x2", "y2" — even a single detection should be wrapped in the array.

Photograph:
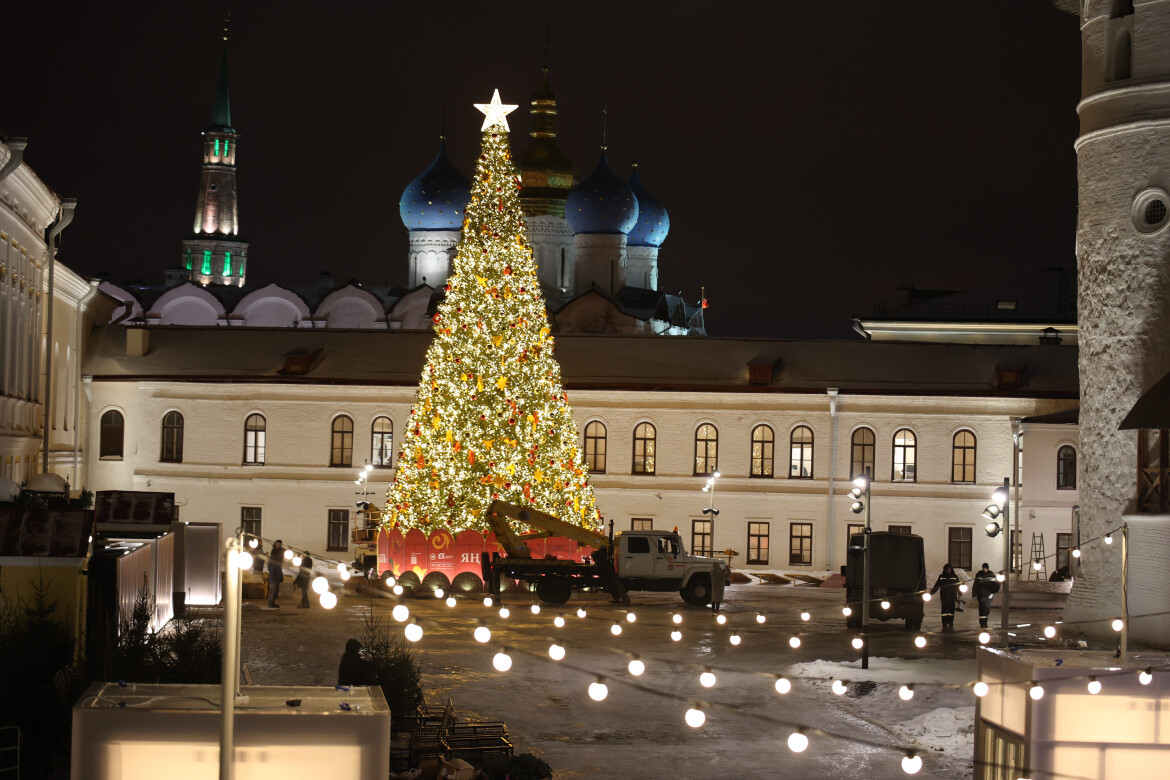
[
  {"x1": 176, "y1": 22, "x2": 248, "y2": 288},
  {"x1": 1061, "y1": 0, "x2": 1170, "y2": 646}
]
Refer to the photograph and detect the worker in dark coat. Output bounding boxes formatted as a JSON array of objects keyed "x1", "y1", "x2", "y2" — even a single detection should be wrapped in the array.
[
  {"x1": 293, "y1": 553, "x2": 314, "y2": 608},
  {"x1": 973, "y1": 562, "x2": 998, "y2": 629},
  {"x1": 338, "y1": 638, "x2": 378, "y2": 686},
  {"x1": 267, "y1": 539, "x2": 285, "y2": 609},
  {"x1": 929, "y1": 563, "x2": 962, "y2": 630}
]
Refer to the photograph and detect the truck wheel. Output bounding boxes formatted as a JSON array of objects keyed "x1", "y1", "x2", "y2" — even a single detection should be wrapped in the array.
[
  {"x1": 680, "y1": 575, "x2": 712, "y2": 606},
  {"x1": 536, "y1": 577, "x2": 572, "y2": 605}
]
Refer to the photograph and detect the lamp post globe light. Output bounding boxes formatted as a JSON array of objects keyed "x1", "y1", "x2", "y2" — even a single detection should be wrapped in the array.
[
  {"x1": 980, "y1": 478, "x2": 1012, "y2": 632},
  {"x1": 701, "y1": 472, "x2": 720, "y2": 556},
  {"x1": 847, "y1": 468, "x2": 872, "y2": 670}
]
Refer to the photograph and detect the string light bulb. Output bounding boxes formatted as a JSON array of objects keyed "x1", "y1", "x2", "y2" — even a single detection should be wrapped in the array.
[
  {"x1": 832, "y1": 679, "x2": 848, "y2": 695},
  {"x1": 774, "y1": 677, "x2": 792, "y2": 694},
  {"x1": 548, "y1": 643, "x2": 565, "y2": 661},
  {"x1": 404, "y1": 622, "x2": 423, "y2": 642},
  {"x1": 914, "y1": 636, "x2": 927, "y2": 648},
  {"x1": 842, "y1": 607, "x2": 852, "y2": 617},
  {"x1": 973, "y1": 682, "x2": 989, "y2": 697},
  {"x1": 1029, "y1": 684, "x2": 1044, "y2": 701},
  {"x1": 499, "y1": 607, "x2": 510, "y2": 619},
  {"x1": 530, "y1": 604, "x2": 541, "y2": 615},
  {"x1": 1043, "y1": 626, "x2": 1056, "y2": 638},
  {"x1": 922, "y1": 592, "x2": 931, "y2": 602},
  {"x1": 553, "y1": 616, "x2": 565, "y2": 628},
  {"x1": 787, "y1": 731, "x2": 808, "y2": 753},
  {"x1": 959, "y1": 584, "x2": 968, "y2": 594},
  {"x1": 1105, "y1": 533, "x2": 1113, "y2": 545},
  {"x1": 610, "y1": 623, "x2": 623, "y2": 636},
  {"x1": 392, "y1": 604, "x2": 410, "y2": 622},
  {"x1": 995, "y1": 574, "x2": 1006, "y2": 583},
  {"x1": 1072, "y1": 548, "x2": 1081, "y2": 558},
  {"x1": 755, "y1": 613, "x2": 766, "y2": 624},
  {"x1": 312, "y1": 576, "x2": 328, "y2": 594},
  {"x1": 671, "y1": 630, "x2": 682, "y2": 642},
  {"x1": 901, "y1": 753, "x2": 923, "y2": 775},
  {"x1": 492, "y1": 651, "x2": 512, "y2": 672},
  {"x1": 1112, "y1": 618, "x2": 1124, "y2": 631},
  {"x1": 800, "y1": 610, "x2": 811, "y2": 621},
  {"x1": 383, "y1": 574, "x2": 397, "y2": 587},
  {"x1": 247, "y1": 537, "x2": 258, "y2": 549},
  {"x1": 577, "y1": 608, "x2": 587, "y2": 618},
  {"x1": 978, "y1": 632, "x2": 991, "y2": 644},
  {"x1": 1140, "y1": 669, "x2": 1153, "y2": 685},
  {"x1": 473, "y1": 626, "x2": 491, "y2": 643},
  {"x1": 1087, "y1": 677, "x2": 1101, "y2": 695},
  {"x1": 1032, "y1": 560, "x2": 1042, "y2": 571},
  {"x1": 588, "y1": 680, "x2": 608, "y2": 701},
  {"x1": 789, "y1": 637, "x2": 801, "y2": 649},
  {"x1": 851, "y1": 637, "x2": 864, "y2": 650},
  {"x1": 729, "y1": 633, "x2": 741, "y2": 646},
  {"x1": 446, "y1": 596, "x2": 457, "y2": 608},
  {"x1": 626, "y1": 612, "x2": 637, "y2": 623},
  {"x1": 716, "y1": 614, "x2": 727, "y2": 625},
  {"x1": 435, "y1": 589, "x2": 445, "y2": 599},
  {"x1": 292, "y1": 555, "x2": 302, "y2": 567},
  {"x1": 483, "y1": 597, "x2": 493, "y2": 607},
  {"x1": 339, "y1": 568, "x2": 351, "y2": 581},
  {"x1": 320, "y1": 591, "x2": 337, "y2": 609},
  {"x1": 685, "y1": 707, "x2": 706, "y2": 728},
  {"x1": 898, "y1": 685, "x2": 914, "y2": 701},
  {"x1": 628, "y1": 658, "x2": 645, "y2": 676},
  {"x1": 393, "y1": 585, "x2": 404, "y2": 595},
  {"x1": 880, "y1": 600, "x2": 891, "y2": 610},
  {"x1": 673, "y1": 613, "x2": 683, "y2": 625},
  {"x1": 699, "y1": 670, "x2": 717, "y2": 688},
  {"x1": 237, "y1": 551, "x2": 253, "y2": 570},
  {"x1": 284, "y1": 549, "x2": 294, "y2": 560}
]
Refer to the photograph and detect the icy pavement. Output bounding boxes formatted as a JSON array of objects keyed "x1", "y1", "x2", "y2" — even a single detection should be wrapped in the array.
[{"x1": 234, "y1": 580, "x2": 1077, "y2": 779}]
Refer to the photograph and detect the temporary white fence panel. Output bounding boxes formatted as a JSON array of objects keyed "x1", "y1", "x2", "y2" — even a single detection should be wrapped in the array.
[
  {"x1": 180, "y1": 523, "x2": 222, "y2": 606},
  {"x1": 115, "y1": 534, "x2": 174, "y2": 633}
]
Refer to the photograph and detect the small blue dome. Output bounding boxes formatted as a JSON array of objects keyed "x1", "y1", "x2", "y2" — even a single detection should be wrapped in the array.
[
  {"x1": 565, "y1": 153, "x2": 639, "y2": 235},
  {"x1": 627, "y1": 170, "x2": 670, "y2": 247},
  {"x1": 399, "y1": 144, "x2": 470, "y2": 231}
]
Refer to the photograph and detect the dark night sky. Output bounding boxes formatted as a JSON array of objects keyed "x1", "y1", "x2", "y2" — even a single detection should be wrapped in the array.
[{"x1": 4, "y1": 2, "x2": 1081, "y2": 338}]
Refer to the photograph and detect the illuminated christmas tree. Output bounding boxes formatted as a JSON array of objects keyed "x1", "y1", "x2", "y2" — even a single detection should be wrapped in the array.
[{"x1": 382, "y1": 90, "x2": 600, "y2": 534}]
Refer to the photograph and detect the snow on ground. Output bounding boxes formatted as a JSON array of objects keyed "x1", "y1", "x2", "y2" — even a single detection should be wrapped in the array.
[{"x1": 790, "y1": 656, "x2": 975, "y2": 777}]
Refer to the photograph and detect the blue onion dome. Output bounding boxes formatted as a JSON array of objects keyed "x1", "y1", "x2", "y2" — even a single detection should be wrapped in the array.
[
  {"x1": 399, "y1": 143, "x2": 470, "y2": 230},
  {"x1": 565, "y1": 153, "x2": 639, "y2": 235},
  {"x1": 627, "y1": 169, "x2": 670, "y2": 247}
]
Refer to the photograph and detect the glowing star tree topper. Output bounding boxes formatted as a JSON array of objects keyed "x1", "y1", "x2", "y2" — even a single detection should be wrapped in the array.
[{"x1": 382, "y1": 90, "x2": 601, "y2": 534}]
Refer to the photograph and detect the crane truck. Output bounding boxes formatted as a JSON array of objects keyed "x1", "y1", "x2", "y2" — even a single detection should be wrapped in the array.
[{"x1": 480, "y1": 501, "x2": 731, "y2": 606}]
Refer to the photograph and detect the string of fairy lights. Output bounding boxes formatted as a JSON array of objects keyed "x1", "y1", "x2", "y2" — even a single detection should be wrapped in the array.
[{"x1": 226, "y1": 520, "x2": 1162, "y2": 779}]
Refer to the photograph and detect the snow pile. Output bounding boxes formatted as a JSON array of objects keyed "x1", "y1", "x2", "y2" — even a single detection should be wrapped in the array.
[{"x1": 895, "y1": 706, "x2": 975, "y2": 756}]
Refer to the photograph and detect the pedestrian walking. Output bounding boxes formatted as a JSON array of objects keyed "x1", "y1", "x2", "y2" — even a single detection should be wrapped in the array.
[
  {"x1": 294, "y1": 552, "x2": 314, "y2": 608},
  {"x1": 338, "y1": 638, "x2": 379, "y2": 687},
  {"x1": 929, "y1": 563, "x2": 962, "y2": 630},
  {"x1": 973, "y1": 562, "x2": 999, "y2": 629},
  {"x1": 267, "y1": 539, "x2": 286, "y2": 609}
]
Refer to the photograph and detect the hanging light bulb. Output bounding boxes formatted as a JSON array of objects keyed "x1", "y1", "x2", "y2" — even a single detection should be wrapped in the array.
[
  {"x1": 851, "y1": 637, "x2": 864, "y2": 650},
  {"x1": 978, "y1": 631, "x2": 991, "y2": 645},
  {"x1": 553, "y1": 616, "x2": 565, "y2": 628},
  {"x1": 237, "y1": 551, "x2": 253, "y2": 570},
  {"x1": 914, "y1": 636, "x2": 927, "y2": 648},
  {"x1": 577, "y1": 608, "x2": 587, "y2": 618},
  {"x1": 774, "y1": 677, "x2": 792, "y2": 695},
  {"x1": 901, "y1": 753, "x2": 923, "y2": 775},
  {"x1": 292, "y1": 555, "x2": 303, "y2": 567},
  {"x1": 404, "y1": 623, "x2": 423, "y2": 642},
  {"x1": 284, "y1": 549, "x2": 294, "y2": 560},
  {"x1": 1072, "y1": 548, "x2": 1081, "y2": 558},
  {"x1": 755, "y1": 613, "x2": 766, "y2": 624},
  {"x1": 434, "y1": 588, "x2": 445, "y2": 599},
  {"x1": 320, "y1": 591, "x2": 338, "y2": 609},
  {"x1": 995, "y1": 574, "x2": 1006, "y2": 583},
  {"x1": 787, "y1": 732, "x2": 808, "y2": 753},
  {"x1": 922, "y1": 592, "x2": 932, "y2": 602},
  {"x1": 483, "y1": 597, "x2": 493, "y2": 607},
  {"x1": 671, "y1": 630, "x2": 682, "y2": 642},
  {"x1": 1105, "y1": 534, "x2": 1113, "y2": 545},
  {"x1": 628, "y1": 658, "x2": 645, "y2": 676},
  {"x1": 716, "y1": 614, "x2": 727, "y2": 625},
  {"x1": 1140, "y1": 669, "x2": 1153, "y2": 686},
  {"x1": 959, "y1": 584, "x2": 968, "y2": 594},
  {"x1": 1043, "y1": 626, "x2": 1056, "y2": 639},
  {"x1": 898, "y1": 685, "x2": 914, "y2": 701},
  {"x1": 699, "y1": 670, "x2": 717, "y2": 688},
  {"x1": 1087, "y1": 677, "x2": 1101, "y2": 695},
  {"x1": 336, "y1": 562, "x2": 347, "y2": 574},
  {"x1": 625, "y1": 612, "x2": 637, "y2": 623},
  {"x1": 339, "y1": 568, "x2": 351, "y2": 581},
  {"x1": 1112, "y1": 618, "x2": 1125, "y2": 632},
  {"x1": 684, "y1": 707, "x2": 706, "y2": 728},
  {"x1": 800, "y1": 610, "x2": 811, "y2": 621},
  {"x1": 392, "y1": 604, "x2": 409, "y2": 622},
  {"x1": 973, "y1": 681, "x2": 989, "y2": 697},
  {"x1": 789, "y1": 637, "x2": 801, "y2": 649},
  {"x1": 1029, "y1": 684, "x2": 1044, "y2": 701},
  {"x1": 393, "y1": 585, "x2": 404, "y2": 595},
  {"x1": 492, "y1": 652, "x2": 512, "y2": 672},
  {"x1": 473, "y1": 626, "x2": 491, "y2": 643},
  {"x1": 842, "y1": 606, "x2": 853, "y2": 617},
  {"x1": 610, "y1": 623, "x2": 623, "y2": 636},
  {"x1": 383, "y1": 574, "x2": 397, "y2": 587},
  {"x1": 1032, "y1": 560, "x2": 1043, "y2": 571},
  {"x1": 881, "y1": 600, "x2": 891, "y2": 610},
  {"x1": 312, "y1": 576, "x2": 328, "y2": 594},
  {"x1": 548, "y1": 643, "x2": 565, "y2": 661},
  {"x1": 673, "y1": 613, "x2": 683, "y2": 625},
  {"x1": 499, "y1": 607, "x2": 510, "y2": 619},
  {"x1": 247, "y1": 537, "x2": 258, "y2": 549},
  {"x1": 588, "y1": 680, "x2": 608, "y2": 701},
  {"x1": 446, "y1": 596, "x2": 457, "y2": 608},
  {"x1": 832, "y1": 679, "x2": 848, "y2": 695},
  {"x1": 729, "y1": 633, "x2": 741, "y2": 646},
  {"x1": 530, "y1": 604, "x2": 541, "y2": 615}
]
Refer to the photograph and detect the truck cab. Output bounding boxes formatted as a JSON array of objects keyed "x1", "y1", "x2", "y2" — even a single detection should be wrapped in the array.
[{"x1": 614, "y1": 530, "x2": 731, "y2": 605}]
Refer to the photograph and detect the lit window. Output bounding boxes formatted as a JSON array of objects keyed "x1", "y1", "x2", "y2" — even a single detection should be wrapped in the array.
[
  {"x1": 185, "y1": 249, "x2": 192, "y2": 271},
  {"x1": 851, "y1": 428, "x2": 875, "y2": 480},
  {"x1": 750, "y1": 425, "x2": 774, "y2": 478},
  {"x1": 244, "y1": 413, "x2": 266, "y2": 465},
  {"x1": 633, "y1": 423, "x2": 656, "y2": 475},
  {"x1": 631, "y1": 518, "x2": 653, "y2": 531},
  {"x1": 584, "y1": 421, "x2": 607, "y2": 473},
  {"x1": 225, "y1": 138, "x2": 231, "y2": 158},
  {"x1": 694, "y1": 424, "x2": 718, "y2": 476},
  {"x1": 214, "y1": 138, "x2": 220, "y2": 157},
  {"x1": 224, "y1": 251, "x2": 232, "y2": 276},
  {"x1": 789, "y1": 426, "x2": 813, "y2": 479},
  {"x1": 747, "y1": 522, "x2": 770, "y2": 565},
  {"x1": 372, "y1": 416, "x2": 394, "y2": 467},
  {"x1": 161, "y1": 411, "x2": 184, "y2": 463},
  {"x1": 1057, "y1": 445, "x2": 1077, "y2": 490},
  {"x1": 892, "y1": 429, "x2": 916, "y2": 482},
  {"x1": 202, "y1": 250, "x2": 212, "y2": 275},
  {"x1": 789, "y1": 523, "x2": 812, "y2": 566},
  {"x1": 331, "y1": 415, "x2": 354, "y2": 467},
  {"x1": 100, "y1": 409, "x2": 124, "y2": 459},
  {"x1": 952, "y1": 431, "x2": 976, "y2": 484}
]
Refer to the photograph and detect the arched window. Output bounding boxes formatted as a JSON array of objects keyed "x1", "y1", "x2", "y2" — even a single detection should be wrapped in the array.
[
  {"x1": 750, "y1": 424, "x2": 774, "y2": 478},
  {"x1": 851, "y1": 427, "x2": 875, "y2": 480},
  {"x1": 161, "y1": 411, "x2": 184, "y2": 463},
  {"x1": 331, "y1": 415, "x2": 354, "y2": 467},
  {"x1": 244, "y1": 413, "x2": 266, "y2": 465},
  {"x1": 372, "y1": 417, "x2": 394, "y2": 467},
  {"x1": 1057, "y1": 445, "x2": 1077, "y2": 490},
  {"x1": 694, "y1": 424, "x2": 718, "y2": 475},
  {"x1": 892, "y1": 429, "x2": 916, "y2": 482},
  {"x1": 952, "y1": 431, "x2": 976, "y2": 484},
  {"x1": 633, "y1": 423, "x2": 656, "y2": 475},
  {"x1": 100, "y1": 409, "x2": 124, "y2": 459},
  {"x1": 584, "y1": 421, "x2": 607, "y2": 473},
  {"x1": 789, "y1": 425, "x2": 814, "y2": 479}
]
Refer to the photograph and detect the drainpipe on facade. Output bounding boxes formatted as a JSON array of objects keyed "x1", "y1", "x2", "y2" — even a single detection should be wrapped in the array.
[{"x1": 827, "y1": 388, "x2": 839, "y2": 571}]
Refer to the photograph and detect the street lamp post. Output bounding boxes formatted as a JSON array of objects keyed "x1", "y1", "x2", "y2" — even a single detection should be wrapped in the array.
[
  {"x1": 981, "y1": 478, "x2": 1012, "y2": 633},
  {"x1": 848, "y1": 468, "x2": 872, "y2": 670},
  {"x1": 701, "y1": 471, "x2": 720, "y2": 555}
]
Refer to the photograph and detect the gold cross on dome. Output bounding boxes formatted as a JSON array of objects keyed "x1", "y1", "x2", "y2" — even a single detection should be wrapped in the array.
[{"x1": 474, "y1": 89, "x2": 518, "y2": 131}]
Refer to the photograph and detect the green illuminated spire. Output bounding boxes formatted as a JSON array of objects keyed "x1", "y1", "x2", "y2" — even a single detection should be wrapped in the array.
[{"x1": 210, "y1": 46, "x2": 233, "y2": 131}]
